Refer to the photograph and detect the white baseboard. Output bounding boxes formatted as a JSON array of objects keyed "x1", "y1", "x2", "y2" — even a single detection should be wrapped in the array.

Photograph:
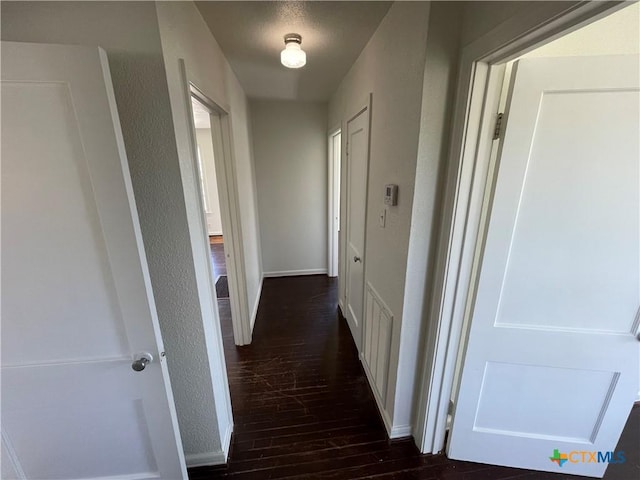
[
  {"x1": 390, "y1": 424, "x2": 412, "y2": 438},
  {"x1": 185, "y1": 450, "x2": 226, "y2": 468},
  {"x1": 360, "y1": 353, "x2": 411, "y2": 439},
  {"x1": 263, "y1": 268, "x2": 327, "y2": 278},
  {"x1": 360, "y1": 352, "x2": 393, "y2": 437},
  {"x1": 222, "y1": 422, "x2": 233, "y2": 460},
  {"x1": 250, "y1": 275, "x2": 264, "y2": 332}
]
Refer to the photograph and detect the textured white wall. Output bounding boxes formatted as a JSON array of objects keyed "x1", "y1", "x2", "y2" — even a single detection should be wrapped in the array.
[
  {"x1": 155, "y1": 4, "x2": 264, "y2": 337},
  {"x1": 328, "y1": 1, "x2": 431, "y2": 432},
  {"x1": 155, "y1": 0, "x2": 264, "y2": 463},
  {"x1": 0, "y1": 0, "x2": 225, "y2": 463},
  {"x1": 251, "y1": 100, "x2": 328, "y2": 276},
  {"x1": 398, "y1": 1, "x2": 464, "y2": 434},
  {"x1": 196, "y1": 129, "x2": 223, "y2": 236}
]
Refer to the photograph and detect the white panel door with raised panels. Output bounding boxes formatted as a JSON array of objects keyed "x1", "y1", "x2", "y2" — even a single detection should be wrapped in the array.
[
  {"x1": 449, "y1": 55, "x2": 639, "y2": 477},
  {"x1": 1, "y1": 42, "x2": 186, "y2": 480},
  {"x1": 345, "y1": 106, "x2": 370, "y2": 352}
]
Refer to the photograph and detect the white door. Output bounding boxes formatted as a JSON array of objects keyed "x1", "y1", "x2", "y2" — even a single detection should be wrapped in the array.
[
  {"x1": 345, "y1": 107, "x2": 370, "y2": 351},
  {"x1": 449, "y1": 55, "x2": 639, "y2": 478},
  {"x1": 1, "y1": 42, "x2": 186, "y2": 480}
]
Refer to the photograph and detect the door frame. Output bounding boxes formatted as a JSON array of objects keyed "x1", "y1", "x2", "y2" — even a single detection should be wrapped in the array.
[
  {"x1": 413, "y1": 0, "x2": 629, "y2": 455},
  {"x1": 328, "y1": 126, "x2": 341, "y2": 277},
  {"x1": 178, "y1": 61, "x2": 239, "y2": 463},
  {"x1": 343, "y1": 93, "x2": 373, "y2": 350},
  {"x1": 180, "y1": 61, "x2": 252, "y2": 349}
]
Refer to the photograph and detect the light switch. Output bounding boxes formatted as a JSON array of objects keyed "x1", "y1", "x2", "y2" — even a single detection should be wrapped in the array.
[{"x1": 379, "y1": 208, "x2": 386, "y2": 228}]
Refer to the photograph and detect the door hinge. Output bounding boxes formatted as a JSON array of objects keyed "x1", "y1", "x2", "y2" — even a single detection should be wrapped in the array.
[
  {"x1": 346, "y1": 142, "x2": 349, "y2": 157},
  {"x1": 493, "y1": 113, "x2": 504, "y2": 140}
]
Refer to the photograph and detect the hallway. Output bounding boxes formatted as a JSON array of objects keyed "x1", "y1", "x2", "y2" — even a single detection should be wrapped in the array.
[{"x1": 188, "y1": 275, "x2": 639, "y2": 479}]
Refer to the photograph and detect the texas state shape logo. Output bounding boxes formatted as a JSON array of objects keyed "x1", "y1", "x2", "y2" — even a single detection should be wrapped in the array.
[{"x1": 550, "y1": 449, "x2": 568, "y2": 467}]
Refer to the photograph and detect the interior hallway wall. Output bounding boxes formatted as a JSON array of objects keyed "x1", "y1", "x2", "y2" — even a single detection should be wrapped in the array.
[
  {"x1": 328, "y1": 1, "x2": 431, "y2": 434},
  {"x1": 398, "y1": 0, "x2": 463, "y2": 434},
  {"x1": 155, "y1": 0, "x2": 265, "y2": 462},
  {"x1": 250, "y1": 100, "x2": 328, "y2": 276},
  {"x1": 0, "y1": 0, "x2": 226, "y2": 465}
]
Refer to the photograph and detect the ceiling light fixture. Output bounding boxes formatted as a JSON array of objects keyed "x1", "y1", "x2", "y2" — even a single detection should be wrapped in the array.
[{"x1": 280, "y1": 33, "x2": 306, "y2": 69}]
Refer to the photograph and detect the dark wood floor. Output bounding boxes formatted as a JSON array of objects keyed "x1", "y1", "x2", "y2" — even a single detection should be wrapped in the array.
[
  {"x1": 190, "y1": 267, "x2": 639, "y2": 479},
  {"x1": 210, "y1": 242, "x2": 226, "y2": 281}
]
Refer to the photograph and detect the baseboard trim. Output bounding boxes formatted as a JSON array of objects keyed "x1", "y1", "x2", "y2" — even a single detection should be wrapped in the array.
[
  {"x1": 390, "y1": 424, "x2": 412, "y2": 438},
  {"x1": 222, "y1": 422, "x2": 233, "y2": 460},
  {"x1": 263, "y1": 269, "x2": 328, "y2": 278},
  {"x1": 185, "y1": 450, "x2": 226, "y2": 468},
  {"x1": 250, "y1": 275, "x2": 264, "y2": 333},
  {"x1": 360, "y1": 352, "x2": 393, "y2": 437}
]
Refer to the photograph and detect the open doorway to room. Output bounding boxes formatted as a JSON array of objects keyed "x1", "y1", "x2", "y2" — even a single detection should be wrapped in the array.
[
  {"x1": 416, "y1": 2, "x2": 639, "y2": 478},
  {"x1": 191, "y1": 98, "x2": 229, "y2": 299},
  {"x1": 186, "y1": 86, "x2": 252, "y2": 348}
]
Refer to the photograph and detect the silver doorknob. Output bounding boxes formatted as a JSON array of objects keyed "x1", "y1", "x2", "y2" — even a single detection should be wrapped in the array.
[
  {"x1": 353, "y1": 256, "x2": 361, "y2": 263},
  {"x1": 132, "y1": 353, "x2": 153, "y2": 372}
]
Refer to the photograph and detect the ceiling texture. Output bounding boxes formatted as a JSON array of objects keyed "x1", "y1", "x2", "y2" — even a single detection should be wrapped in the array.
[{"x1": 196, "y1": 1, "x2": 392, "y2": 102}]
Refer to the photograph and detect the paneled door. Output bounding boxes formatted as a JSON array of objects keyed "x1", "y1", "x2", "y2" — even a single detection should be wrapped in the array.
[
  {"x1": 344, "y1": 103, "x2": 371, "y2": 352},
  {"x1": 449, "y1": 55, "x2": 639, "y2": 477},
  {"x1": 1, "y1": 41, "x2": 186, "y2": 480}
]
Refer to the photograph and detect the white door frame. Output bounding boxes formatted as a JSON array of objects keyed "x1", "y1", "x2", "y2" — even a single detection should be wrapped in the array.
[
  {"x1": 328, "y1": 126, "x2": 341, "y2": 277},
  {"x1": 413, "y1": 0, "x2": 629, "y2": 455},
  {"x1": 177, "y1": 60, "x2": 239, "y2": 463},
  {"x1": 180, "y1": 61, "x2": 252, "y2": 349}
]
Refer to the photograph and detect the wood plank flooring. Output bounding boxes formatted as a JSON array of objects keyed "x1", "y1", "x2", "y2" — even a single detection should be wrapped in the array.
[
  {"x1": 190, "y1": 270, "x2": 639, "y2": 479},
  {"x1": 210, "y1": 242, "x2": 226, "y2": 281}
]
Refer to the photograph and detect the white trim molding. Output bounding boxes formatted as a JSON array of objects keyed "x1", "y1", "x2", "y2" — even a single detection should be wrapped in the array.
[
  {"x1": 390, "y1": 425, "x2": 412, "y2": 438},
  {"x1": 222, "y1": 422, "x2": 233, "y2": 460},
  {"x1": 184, "y1": 404, "x2": 231, "y2": 467},
  {"x1": 361, "y1": 352, "x2": 393, "y2": 436},
  {"x1": 250, "y1": 275, "x2": 264, "y2": 332},
  {"x1": 178, "y1": 60, "x2": 235, "y2": 466},
  {"x1": 327, "y1": 126, "x2": 342, "y2": 278},
  {"x1": 185, "y1": 451, "x2": 226, "y2": 468},
  {"x1": 263, "y1": 269, "x2": 328, "y2": 278}
]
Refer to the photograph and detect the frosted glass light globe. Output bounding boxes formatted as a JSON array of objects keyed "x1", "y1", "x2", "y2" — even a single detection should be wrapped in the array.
[{"x1": 281, "y1": 38, "x2": 306, "y2": 69}]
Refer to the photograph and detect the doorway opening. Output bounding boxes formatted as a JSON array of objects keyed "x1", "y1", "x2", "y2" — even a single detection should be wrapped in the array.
[
  {"x1": 328, "y1": 128, "x2": 341, "y2": 278},
  {"x1": 183, "y1": 72, "x2": 252, "y2": 349},
  {"x1": 449, "y1": 0, "x2": 640, "y2": 429},
  {"x1": 190, "y1": 97, "x2": 232, "y2": 328},
  {"x1": 415, "y1": 2, "x2": 638, "y2": 477}
]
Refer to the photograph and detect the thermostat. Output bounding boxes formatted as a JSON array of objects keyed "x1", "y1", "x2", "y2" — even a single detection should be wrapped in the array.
[{"x1": 384, "y1": 184, "x2": 398, "y2": 206}]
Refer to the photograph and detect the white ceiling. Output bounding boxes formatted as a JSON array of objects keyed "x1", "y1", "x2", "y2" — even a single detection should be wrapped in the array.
[{"x1": 195, "y1": 1, "x2": 392, "y2": 102}]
